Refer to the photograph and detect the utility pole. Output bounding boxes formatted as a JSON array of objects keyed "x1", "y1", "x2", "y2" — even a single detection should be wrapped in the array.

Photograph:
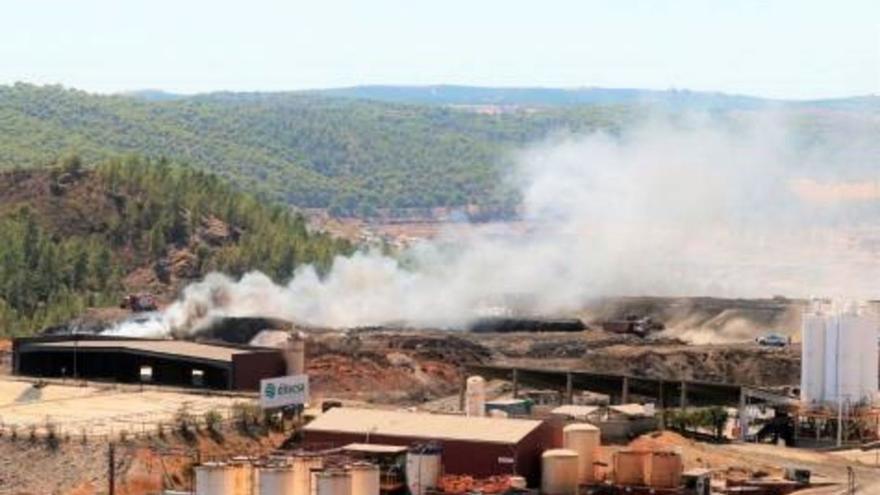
[
  {"x1": 108, "y1": 442, "x2": 115, "y2": 495},
  {"x1": 73, "y1": 331, "x2": 78, "y2": 380},
  {"x1": 565, "y1": 372, "x2": 573, "y2": 405},
  {"x1": 511, "y1": 368, "x2": 519, "y2": 399}
]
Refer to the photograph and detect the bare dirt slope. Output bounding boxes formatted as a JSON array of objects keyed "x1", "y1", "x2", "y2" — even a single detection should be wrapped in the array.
[
  {"x1": 481, "y1": 329, "x2": 800, "y2": 386},
  {"x1": 0, "y1": 428, "x2": 284, "y2": 495},
  {"x1": 581, "y1": 296, "x2": 804, "y2": 344},
  {"x1": 305, "y1": 330, "x2": 492, "y2": 403},
  {"x1": 578, "y1": 343, "x2": 800, "y2": 386}
]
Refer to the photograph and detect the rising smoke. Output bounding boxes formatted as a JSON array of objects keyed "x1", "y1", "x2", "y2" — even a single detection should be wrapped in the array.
[{"x1": 108, "y1": 112, "x2": 880, "y2": 337}]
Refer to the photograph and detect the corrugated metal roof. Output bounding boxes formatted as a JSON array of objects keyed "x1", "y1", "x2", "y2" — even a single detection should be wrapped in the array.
[
  {"x1": 609, "y1": 404, "x2": 653, "y2": 417},
  {"x1": 550, "y1": 405, "x2": 600, "y2": 419},
  {"x1": 486, "y1": 398, "x2": 530, "y2": 406},
  {"x1": 23, "y1": 340, "x2": 255, "y2": 363},
  {"x1": 304, "y1": 407, "x2": 543, "y2": 445}
]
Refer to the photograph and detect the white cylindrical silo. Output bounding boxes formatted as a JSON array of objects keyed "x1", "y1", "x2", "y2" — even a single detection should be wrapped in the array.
[
  {"x1": 861, "y1": 311, "x2": 879, "y2": 404},
  {"x1": 195, "y1": 463, "x2": 236, "y2": 495},
  {"x1": 563, "y1": 423, "x2": 600, "y2": 485},
  {"x1": 292, "y1": 454, "x2": 323, "y2": 495},
  {"x1": 802, "y1": 301, "x2": 879, "y2": 408},
  {"x1": 541, "y1": 449, "x2": 579, "y2": 495},
  {"x1": 348, "y1": 462, "x2": 380, "y2": 495},
  {"x1": 509, "y1": 475, "x2": 527, "y2": 489},
  {"x1": 839, "y1": 307, "x2": 878, "y2": 405},
  {"x1": 465, "y1": 376, "x2": 486, "y2": 417},
  {"x1": 801, "y1": 310, "x2": 827, "y2": 405},
  {"x1": 406, "y1": 446, "x2": 442, "y2": 495},
  {"x1": 823, "y1": 311, "x2": 842, "y2": 403},
  {"x1": 838, "y1": 308, "x2": 861, "y2": 403},
  {"x1": 286, "y1": 334, "x2": 306, "y2": 375},
  {"x1": 316, "y1": 469, "x2": 352, "y2": 495},
  {"x1": 228, "y1": 457, "x2": 254, "y2": 495},
  {"x1": 258, "y1": 465, "x2": 297, "y2": 495}
]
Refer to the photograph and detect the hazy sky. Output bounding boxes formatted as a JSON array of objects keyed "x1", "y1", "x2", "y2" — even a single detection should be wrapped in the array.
[{"x1": 1, "y1": 0, "x2": 878, "y2": 99}]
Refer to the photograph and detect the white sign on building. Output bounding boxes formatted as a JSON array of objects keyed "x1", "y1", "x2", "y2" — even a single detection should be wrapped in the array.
[{"x1": 260, "y1": 374, "x2": 309, "y2": 409}]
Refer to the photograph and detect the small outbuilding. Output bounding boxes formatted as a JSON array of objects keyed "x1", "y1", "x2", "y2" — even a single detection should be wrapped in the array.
[
  {"x1": 486, "y1": 398, "x2": 533, "y2": 417},
  {"x1": 549, "y1": 403, "x2": 658, "y2": 442},
  {"x1": 303, "y1": 407, "x2": 554, "y2": 485}
]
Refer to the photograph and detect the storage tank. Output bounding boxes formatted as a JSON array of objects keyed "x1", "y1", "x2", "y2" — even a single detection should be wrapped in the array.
[
  {"x1": 406, "y1": 444, "x2": 442, "y2": 495},
  {"x1": 348, "y1": 462, "x2": 380, "y2": 495},
  {"x1": 645, "y1": 451, "x2": 683, "y2": 488},
  {"x1": 291, "y1": 454, "x2": 323, "y2": 495},
  {"x1": 465, "y1": 375, "x2": 486, "y2": 417},
  {"x1": 316, "y1": 469, "x2": 352, "y2": 495},
  {"x1": 563, "y1": 423, "x2": 600, "y2": 484},
  {"x1": 285, "y1": 333, "x2": 306, "y2": 375},
  {"x1": 258, "y1": 465, "x2": 296, "y2": 495},
  {"x1": 541, "y1": 449, "x2": 579, "y2": 495},
  {"x1": 613, "y1": 450, "x2": 648, "y2": 486},
  {"x1": 804, "y1": 302, "x2": 878, "y2": 406},
  {"x1": 228, "y1": 457, "x2": 254, "y2": 495},
  {"x1": 195, "y1": 463, "x2": 236, "y2": 495},
  {"x1": 509, "y1": 476, "x2": 527, "y2": 489},
  {"x1": 823, "y1": 309, "x2": 841, "y2": 403},
  {"x1": 801, "y1": 308, "x2": 826, "y2": 405},
  {"x1": 840, "y1": 306, "x2": 878, "y2": 404}
]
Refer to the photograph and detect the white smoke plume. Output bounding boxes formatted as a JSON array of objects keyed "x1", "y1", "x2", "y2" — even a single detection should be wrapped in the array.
[{"x1": 109, "y1": 112, "x2": 880, "y2": 337}]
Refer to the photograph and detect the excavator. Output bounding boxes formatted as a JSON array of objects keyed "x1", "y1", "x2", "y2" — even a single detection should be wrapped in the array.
[{"x1": 120, "y1": 293, "x2": 158, "y2": 312}]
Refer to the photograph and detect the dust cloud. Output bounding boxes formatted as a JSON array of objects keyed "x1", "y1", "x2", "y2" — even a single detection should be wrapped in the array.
[{"x1": 109, "y1": 113, "x2": 880, "y2": 336}]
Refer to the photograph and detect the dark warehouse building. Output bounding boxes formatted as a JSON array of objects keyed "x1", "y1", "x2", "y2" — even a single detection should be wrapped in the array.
[{"x1": 13, "y1": 335, "x2": 286, "y2": 391}]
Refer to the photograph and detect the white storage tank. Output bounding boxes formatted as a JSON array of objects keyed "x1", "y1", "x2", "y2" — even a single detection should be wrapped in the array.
[
  {"x1": 541, "y1": 449, "x2": 579, "y2": 495},
  {"x1": 840, "y1": 306, "x2": 878, "y2": 403},
  {"x1": 509, "y1": 475, "x2": 527, "y2": 489},
  {"x1": 286, "y1": 333, "x2": 306, "y2": 375},
  {"x1": 802, "y1": 301, "x2": 878, "y2": 406},
  {"x1": 228, "y1": 457, "x2": 254, "y2": 495},
  {"x1": 801, "y1": 307, "x2": 827, "y2": 405},
  {"x1": 348, "y1": 462, "x2": 380, "y2": 495},
  {"x1": 563, "y1": 423, "x2": 600, "y2": 484},
  {"x1": 291, "y1": 454, "x2": 323, "y2": 495},
  {"x1": 406, "y1": 445, "x2": 442, "y2": 495},
  {"x1": 316, "y1": 469, "x2": 352, "y2": 495},
  {"x1": 258, "y1": 465, "x2": 296, "y2": 495},
  {"x1": 465, "y1": 375, "x2": 486, "y2": 417},
  {"x1": 195, "y1": 463, "x2": 236, "y2": 495}
]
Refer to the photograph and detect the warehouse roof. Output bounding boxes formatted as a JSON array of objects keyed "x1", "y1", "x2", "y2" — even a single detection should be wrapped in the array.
[
  {"x1": 550, "y1": 405, "x2": 600, "y2": 420},
  {"x1": 19, "y1": 339, "x2": 259, "y2": 364},
  {"x1": 304, "y1": 407, "x2": 544, "y2": 445}
]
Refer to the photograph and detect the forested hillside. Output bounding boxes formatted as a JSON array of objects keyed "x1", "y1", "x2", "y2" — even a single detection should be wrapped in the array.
[
  {"x1": 0, "y1": 83, "x2": 638, "y2": 215},
  {"x1": 315, "y1": 84, "x2": 771, "y2": 108},
  {"x1": 0, "y1": 156, "x2": 351, "y2": 336}
]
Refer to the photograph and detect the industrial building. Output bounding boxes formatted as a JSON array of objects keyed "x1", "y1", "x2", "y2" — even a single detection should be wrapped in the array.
[
  {"x1": 302, "y1": 407, "x2": 554, "y2": 485},
  {"x1": 12, "y1": 335, "x2": 287, "y2": 391}
]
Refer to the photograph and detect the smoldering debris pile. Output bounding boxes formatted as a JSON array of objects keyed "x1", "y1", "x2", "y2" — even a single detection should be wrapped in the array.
[
  {"x1": 41, "y1": 311, "x2": 294, "y2": 347},
  {"x1": 468, "y1": 317, "x2": 585, "y2": 334},
  {"x1": 185, "y1": 316, "x2": 291, "y2": 344},
  {"x1": 384, "y1": 333, "x2": 493, "y2": 365}
]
